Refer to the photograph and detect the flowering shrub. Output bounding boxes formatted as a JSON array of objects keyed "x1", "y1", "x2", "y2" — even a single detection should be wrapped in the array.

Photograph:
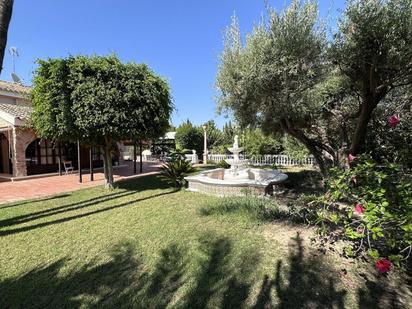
[
  {"x1": 312, "y1": 155, "x2": 411, "y2": 270},
  {"x1": 375, "y1": 258, "x2": 392, "y2": 274},
  {"x1": 388, "y1": 114, "x2": 400, "y2": 129}
]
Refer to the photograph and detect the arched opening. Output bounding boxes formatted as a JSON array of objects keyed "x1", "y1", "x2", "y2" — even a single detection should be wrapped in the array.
[
  {"x1": 0, "y1": 132, "x2": 12, "y2": 174},
  {"x1": 25, "y1": 139, "x2": 68, "y2": 175}
]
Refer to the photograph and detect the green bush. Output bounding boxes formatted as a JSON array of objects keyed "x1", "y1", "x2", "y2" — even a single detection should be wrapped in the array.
[
  {"x1": 282, "y1": 136, "x2": 309, "y2": 162},
  {"x1": 160, "y1": 154, "x2": 195, "y2": 188},
  {"x1": 311, "y1": 155, "x2": 412, "y2": 268}
]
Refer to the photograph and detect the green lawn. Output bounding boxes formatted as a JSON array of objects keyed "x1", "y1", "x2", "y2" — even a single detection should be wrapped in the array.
[{"x1": 0, "y1": 174, "x2": 408, "y2": 308}]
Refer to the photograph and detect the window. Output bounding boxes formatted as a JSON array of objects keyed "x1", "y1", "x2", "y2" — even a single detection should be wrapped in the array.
[
  {"x1": 26, "y1": 139, "x2": 59, "y2": 166},
  {"x1": 92, "y1": 147, "x2": 103, "y2": 161}
]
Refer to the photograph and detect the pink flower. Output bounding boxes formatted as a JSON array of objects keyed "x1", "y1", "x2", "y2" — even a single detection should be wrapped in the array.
[
  {"x1": 348, "y1": 153, "x2": 356, "y2": 162},
  {"x1": 388, "y1": 115, "x2": 400, "y2": 128},
  {"x1": 354, "y1": 203, "x2": 365, "y2": 214},
  {"x1": 375, "y1": 258, "x2": 392, "y2": 273},
  {"x1": 356, "y1": 226, "x2": 365, "y2": 234}
]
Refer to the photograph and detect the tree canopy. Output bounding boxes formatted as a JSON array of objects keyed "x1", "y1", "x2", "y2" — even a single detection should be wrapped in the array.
[
  {"x1": 330, "y1": 0, "x2": 412, "y2": 154},
  {"x1": 31, "y1": 54, "x2": 173, "y2": 188},
  {"x1": 175, "y1": 120, "x2": 223, "y2": 156},
  {"x1": 216, "y1": 0, "x2": 412, "y2": 176}
]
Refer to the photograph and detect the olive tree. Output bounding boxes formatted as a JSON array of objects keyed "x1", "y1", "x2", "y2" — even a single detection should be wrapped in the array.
[
  {"x1": 217, "y1": 1, "x2": 335, "y2": 176},
  {"x1": 330, "y1": 0, "x2": 412, "y2": 155},
  {"x1": 216, "y1": 0, "x2": 412, "y2": 176},
  {"x1": 32, "y1": 55, "x2": 172, "y2": 188}
]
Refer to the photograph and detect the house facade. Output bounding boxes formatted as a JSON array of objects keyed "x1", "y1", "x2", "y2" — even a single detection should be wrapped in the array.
[{"x1": 0, "y1": 80, "x2": 124, "y2": 178}]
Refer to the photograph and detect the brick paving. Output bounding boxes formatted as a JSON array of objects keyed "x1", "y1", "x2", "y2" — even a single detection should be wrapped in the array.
[{"x1": 0, "y1": 161, "x2": 162, "y2": 204}]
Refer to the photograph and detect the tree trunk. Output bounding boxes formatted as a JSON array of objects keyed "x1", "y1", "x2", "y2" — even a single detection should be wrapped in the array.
[
  {"x1": 349, "y1": 96, "x2": 379, "y2": 155},
  {"x1": 102, "y1": 145, "x2": 108, "y2": 180},
  {"x1": 0, "y1": 0, "x2": 13, "y2": 75},
  {"x1": 103, "y1": 137, "x2": 114, "y2": 189},
  {"x1": 280, "y1": 119, "x2": 334, "y2": 178}
]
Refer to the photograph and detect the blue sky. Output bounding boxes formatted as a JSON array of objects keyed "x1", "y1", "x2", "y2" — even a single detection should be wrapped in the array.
[{"x1": 2, "y1": 0, "x2": 345, "y2": 128}]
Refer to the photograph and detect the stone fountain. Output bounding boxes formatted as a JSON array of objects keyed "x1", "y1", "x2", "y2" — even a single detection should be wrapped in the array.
[
  {"x1": 185, "y1": 136, "x2": 288, "y2": 196},
  {"x1": 225, "y1": 135, "x2": 249, "y2": 177}
]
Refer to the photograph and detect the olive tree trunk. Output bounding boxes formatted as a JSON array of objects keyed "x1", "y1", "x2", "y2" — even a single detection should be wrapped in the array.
[
  {"x1": 0, "y1": 0, "x2": 13, "y2": 75},
  {"x1": 280, "y1": 119, "x2": 336, "y2": 178},
  {"x1": 349, "y1": 86, "x2": 387, "y2": 155}
]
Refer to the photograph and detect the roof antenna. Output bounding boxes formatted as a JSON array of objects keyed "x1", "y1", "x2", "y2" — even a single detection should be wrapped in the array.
[{"x1": 9, "y1": 47, "x2": 22, "y2": 84}]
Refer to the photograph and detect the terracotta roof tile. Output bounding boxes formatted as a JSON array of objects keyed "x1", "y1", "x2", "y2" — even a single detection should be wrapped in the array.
[
  {"x1": 0, "y1": 80, "x2": 31, "y2": 96},
  {"x1": 0, "y1": 117, "x2": 12, "y2": 128},
  {"x1": 0, "y1": 103, "x2": 32, "y2": 120}
]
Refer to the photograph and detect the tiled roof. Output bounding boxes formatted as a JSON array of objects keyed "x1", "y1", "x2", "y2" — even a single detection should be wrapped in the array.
[
  {"x1": 0, "y1": 80, "x2": 31, "y2": 96},
  {"x1": 0, "y1": 103, "x2": 32, "y2": 120},
  {"x1": 0, "y1": 117, "x2": 11, "y2": 128}
]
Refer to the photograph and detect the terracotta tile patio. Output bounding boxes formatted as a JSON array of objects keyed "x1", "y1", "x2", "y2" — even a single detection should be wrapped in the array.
[{"x1": 0, "y1": 161, "x2": 162, "y2": 204}]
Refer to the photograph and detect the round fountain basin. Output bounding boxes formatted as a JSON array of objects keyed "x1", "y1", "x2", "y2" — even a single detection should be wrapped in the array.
[
  {"x1": 185, "y1": 168, "x2": 288, "y2": 196},
  {"x1": 225, "y1": 159, "x2": 249, "y2": 167}
]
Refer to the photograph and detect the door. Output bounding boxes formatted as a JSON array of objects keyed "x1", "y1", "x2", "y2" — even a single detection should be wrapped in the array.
[
  {"x1": 0, "y1": 133, "x2": 11, "y2": 174},
  {"x1": 80, "y1": 146, "x2": 90, "y2": 169}
]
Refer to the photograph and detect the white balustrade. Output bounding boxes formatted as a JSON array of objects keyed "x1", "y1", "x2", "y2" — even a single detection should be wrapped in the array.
[{"x1": 207, "y1": 154, "x2": 316, "y2": 166}]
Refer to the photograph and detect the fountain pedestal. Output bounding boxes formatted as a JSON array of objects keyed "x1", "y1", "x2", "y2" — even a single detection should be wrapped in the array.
[{"x1": 226, "y1": 135, "x2": 249, "y2": 177}]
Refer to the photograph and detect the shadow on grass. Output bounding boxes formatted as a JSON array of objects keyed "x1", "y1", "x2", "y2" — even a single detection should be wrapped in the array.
[
  {"x1": 184, "y1": 233, "x2": 259, "y2": 308},
  {"x1": 278, "y1": 169, "x2": 324, "y2": 196},
  {"x1": 0, "y1": 190, "x2": 139, "y2": 229},
  {"x1": 0, "y1": 194, "x2": 72, "y2": 209},
  {"x1": 199, "y1": 196, "x2": 309, "y2": 228},
  {"x1": 0, "y1": 175, "x2": 175, "y2": 235},
  {"x1": 116, "y1": 174, "x2": 172, "y2": 191},
  {"x1": 0, "y1": 233, "x2": 257, "y2": 308},
  {"x1": 357, "y1": 271, "x2": 409, "y2": 308},
  {"x1": 0, "y1": 241, "x2": 145, "y2": 308},
  {"x1": 254, "y1": 233, "x2": 347, "y2": 309},
  {"x1": 199, "y1": 196, "x2": 281, "y2": 223},
  {"x1": 0, "y1": 189, "x2": 178, "y2": 237},
  {"x1": 1, "y1": 231, "x2": 403, "y2": 308}
]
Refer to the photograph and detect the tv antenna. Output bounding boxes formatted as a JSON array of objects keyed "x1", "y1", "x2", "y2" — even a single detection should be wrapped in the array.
[
  {"x1": 9, "y1": 47, "x2": 22, "y2": 84},
  {"x1": 9, "y1": 46, "x2": 19, "y2": 73}
]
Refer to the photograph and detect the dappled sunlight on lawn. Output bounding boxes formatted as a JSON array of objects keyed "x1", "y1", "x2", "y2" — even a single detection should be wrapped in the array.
[{"x1": 0, "y1": 175, "x2": 409, "y2": 308}]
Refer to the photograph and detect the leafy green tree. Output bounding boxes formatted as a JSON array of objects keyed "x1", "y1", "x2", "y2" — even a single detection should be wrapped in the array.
[
  {"x1": 364, "y1": 87, "x2": 412, "y2": 167},
  {"x1": 330, "y1": 0, "x2": 412, "y2": 155},
  {"x1": 217, "y1": 0, "x2": 412, "y2": 176},
  {"x1": 175, "y1": 120, "x2": 203, "y2": 154},
  {"x1": 217, "y1": 1, "x2": 334, "y2": 175},
  {"x1": 31, "y1": 55, "x2": 172, "y2": 188},
  {"x1": 242, "y1": 128, "x2": 282, "y2": 155},
  {"x1": 282, "y1": 136, "x2": 309, "y2": 161},
  {"x1": 204, "y1": 120, "x2": 224, "y2": 151},
  {"x1": 175, "y1": 119, "x2": 223, "y2": 155},
  {"x1": 31, "y1": 58, "x2": 76, "y2": 141},
  {"x1": 222, "y1": 121, "x2": 236, "y2": 146}
]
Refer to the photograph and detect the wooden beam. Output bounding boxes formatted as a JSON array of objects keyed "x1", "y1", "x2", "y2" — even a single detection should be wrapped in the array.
[
  {"x1": 133, "y1": 141, "x2": 137, "y2": 174},
  {"x1": 139, "y1": 140, "x2": 143, "y2": 173},
  {"x1": 58, "y1": 142, "x2": 62, "y2": 176},
  {"x1": 89, "y1": 147, "x2": 94, "y2": 181},
  {"x1": 77, "y1": 140, "x2": 82, "y2": 183}
]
